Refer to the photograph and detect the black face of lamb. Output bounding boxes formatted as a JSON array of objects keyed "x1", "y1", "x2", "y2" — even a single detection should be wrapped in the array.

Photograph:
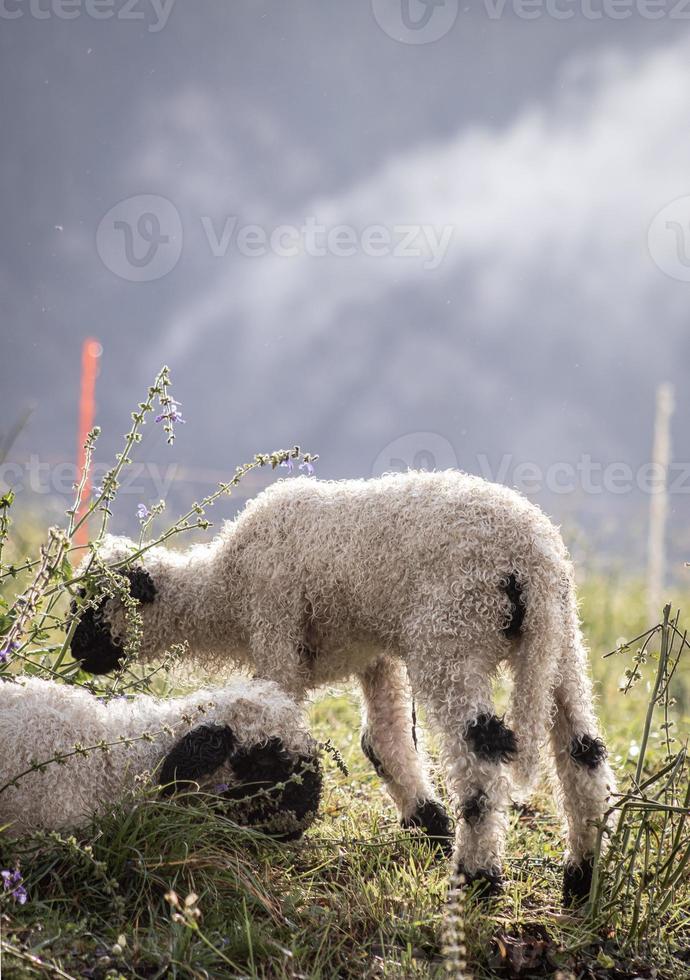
[
  {"x1": 69, "y1": 568, "x2": 156, "y2": 675},
  {"x1": 276, "y1": 752, "x2": 322, "y2": 838},
  {"x1": 401, "y1": 799, "x2": 454, "y2": 855},
  {"x1": 159, "y1": 724, "x2": 237, "y2": 796},
  {"x1": 225, "y1": 737, "x2": 322, "y2": 840},
  {"x1": 461, "y1": 790, "x2": 490, "y2": 827},
  {"x1": 227, "y1": 736, "x2": 297, "y2": 792},
  {"x1": 464, "y1": 713, "x2": 518, "y2": 764},
  {"x1": 360, "y1": 729, "x2": 388, "y2": 779},
  {"x1": 570, "y1": 734, "x2": 607, "y2": 770},
  {"x1": 562, "y1": 856, "x2": 594, "y2": 906},
  {"x1": 70, "y1": 602, "x2": 125, "y2": 675},
  {"x1": 501, "y1": 573, "x2": 525, "y2": 638}
]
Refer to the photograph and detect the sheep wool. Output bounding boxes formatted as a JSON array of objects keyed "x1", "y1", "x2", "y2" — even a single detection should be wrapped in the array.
[
  {"x1": 0, "y1": 676, "x2": 321, "y2": 839},
  {"x1": 72, "y1": 470, "x2": 616, "y2": 904}
]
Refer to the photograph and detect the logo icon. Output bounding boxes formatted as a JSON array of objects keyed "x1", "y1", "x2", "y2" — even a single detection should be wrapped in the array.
[
  {"x1": 372, "y1": 0, "x2": 458, "y2": 43},
  {"x1": 371, "y1": 432, "x2": 458, "y2": 477},
  {"x1": 648, "y1": 195, "x2": 690, "y2": 283},
  {"x1": 96, "y1": 194, "x2": 183, "y2": 282}
]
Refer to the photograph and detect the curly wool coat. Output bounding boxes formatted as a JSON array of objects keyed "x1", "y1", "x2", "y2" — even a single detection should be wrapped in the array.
[
  {"x1": 73, "y1": 470, "x2": 616, "y2": 903},
  {"x1": 0, "y1": 676, "x2": 321, "y2": 838}
]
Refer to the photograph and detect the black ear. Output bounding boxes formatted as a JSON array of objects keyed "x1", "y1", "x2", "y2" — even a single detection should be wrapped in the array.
[
  {"x1": 159, "y1": 724, "x2": 236, "y2": 796},
  {"x1": 124, "y1": 568, "x2": 156, "y2": 604}
]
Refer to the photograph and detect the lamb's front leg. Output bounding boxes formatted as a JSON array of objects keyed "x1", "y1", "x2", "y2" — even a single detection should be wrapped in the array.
[
  {"x1": 248, "y1": 622, "x2": 313, "y2": 702},
  {"x1": 358, "y1": 656, "x2": 452, "y2": 851},
  {"x1": 408, "y1": 653, "x2": 517, "y2": 896}
]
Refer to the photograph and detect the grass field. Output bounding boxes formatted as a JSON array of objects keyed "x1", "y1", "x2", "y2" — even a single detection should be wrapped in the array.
[
  {"x1": 0, "y1": 571, "x2": 688, "y2": 980},
  {"x1": 0, "y1": 377, "x2": 688, "y2": 979}
]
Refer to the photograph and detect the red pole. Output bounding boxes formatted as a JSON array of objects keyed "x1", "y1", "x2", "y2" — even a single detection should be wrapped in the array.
[{"x1": 74, "y1": 339, "x2": 102, "y2": 550}]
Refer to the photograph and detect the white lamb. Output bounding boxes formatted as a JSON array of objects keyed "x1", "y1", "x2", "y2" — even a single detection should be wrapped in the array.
[
  {"x1": 0, "y1": 676, "x2": 321, "y2": 839},
  {"x1": 71, "y1": 470, "x2": 615, "y2": 903}
]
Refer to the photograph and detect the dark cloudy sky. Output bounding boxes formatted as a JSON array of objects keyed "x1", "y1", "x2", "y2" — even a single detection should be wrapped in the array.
[{"x1": 2, "y1": 0, "x2": 689, "y2": 570}]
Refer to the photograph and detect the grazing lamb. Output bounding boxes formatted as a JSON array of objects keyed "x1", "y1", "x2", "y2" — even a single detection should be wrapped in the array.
[
  {"x1": 0, "y1": 676, "x2": 321, "y2": 839},
  {"x1": 71, "y1": 470, "x2": 615, "y2": 903}
]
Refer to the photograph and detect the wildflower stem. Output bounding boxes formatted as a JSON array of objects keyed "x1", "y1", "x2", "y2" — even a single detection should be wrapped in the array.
[{"x1": 0, "y1": 728, "x2": 169, "y2": 797}]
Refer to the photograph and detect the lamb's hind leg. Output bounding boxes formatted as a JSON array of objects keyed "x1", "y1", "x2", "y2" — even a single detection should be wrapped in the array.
[
  {"x1": 549, "y1": 636, "x2": 617, "y2": 906},
  {"x1": 407, "y1": 646, "x2": 517, "y2": 896},
  {"x1": 358, "y1": 656, "x2": 452, "y2": 851}
]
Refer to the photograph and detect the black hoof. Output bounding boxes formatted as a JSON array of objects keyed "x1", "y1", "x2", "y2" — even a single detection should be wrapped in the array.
[
  {"x1": 402, "y1": 799, "x2": 454, "y2": 855},
  {"x1": 563, "y1": 857, "x2": 594, "y2": 906},
  {"x1": 456, "y1": 864, "x2": 504, "y2": 899}
]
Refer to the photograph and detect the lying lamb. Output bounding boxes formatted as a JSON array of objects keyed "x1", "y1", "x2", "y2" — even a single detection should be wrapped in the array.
[
  {"x1": 70, "y1": 469, "x2": 615, "y2": 903},
  {"x1": 0, "y1": 676, "x2": 321, "y2": 839}
]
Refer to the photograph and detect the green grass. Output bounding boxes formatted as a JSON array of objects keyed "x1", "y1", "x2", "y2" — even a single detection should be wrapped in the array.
[{"x1": 1, "y1": 577, "x2": 689, "y2": 979}]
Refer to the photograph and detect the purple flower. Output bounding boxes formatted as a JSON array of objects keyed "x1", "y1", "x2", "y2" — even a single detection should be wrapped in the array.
[
  {"x1": 1, "y1": 869, "x2": 27, "y2": 904},
  {"x1": 155, "y1": 400, "x2": 185, "y2": 425},
  {"x1": 280, "y1": 458, "x2": 295, "y2": 473},
  {"x1": 299, "y1": 460, "x2": 315, "y2": 476},
  {"x1": 0, "y1": 641, "x2": 18, "y2": 665},
  {"x1": 137, "y1": 503, "x2": 151, "y2": 521},
  {"x1": 214, "y1": 783, "x2": 230, "y2": 794}
]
